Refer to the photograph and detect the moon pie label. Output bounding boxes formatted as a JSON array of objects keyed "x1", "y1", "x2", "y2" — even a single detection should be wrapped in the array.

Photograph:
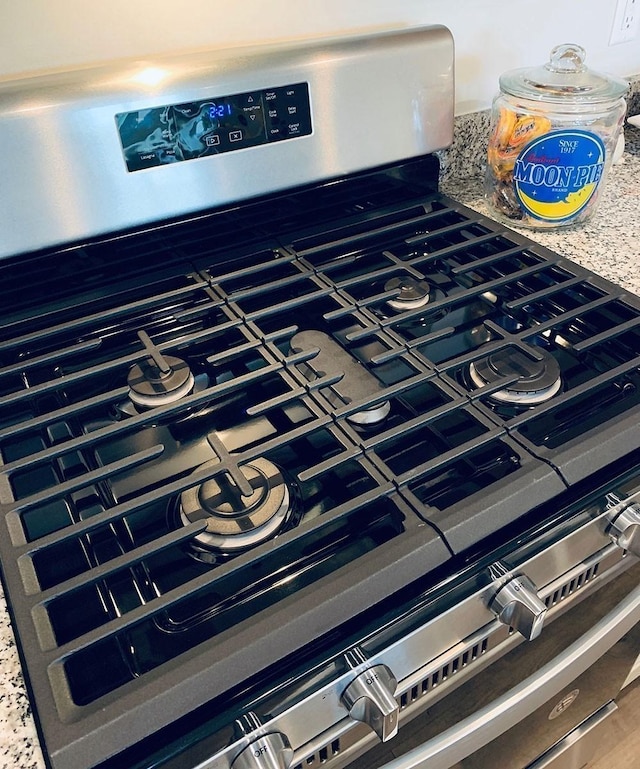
[{"x1": 513, "y1": 130, "x2": 605, "y2": 223}]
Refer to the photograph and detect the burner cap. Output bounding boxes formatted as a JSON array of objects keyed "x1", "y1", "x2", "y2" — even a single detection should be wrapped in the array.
[
  {"x1": 128, "y1": 355, "x2": 195, "y2": 408},
  {"x1": 385, "y1": 276, "x2": 431, "y2": 311},
  {"x1": 128, "y1": 330, "x2": 196, "y2": 408},
  {"x1": 469, "y1": 347, "x2": 562, "y2": 405},
  {"x1": 180, "y1": 457, "x2": 290, "y2": 551},
  {"x1": 347, "y1": 400, "x2": 392, "y2": 426}
]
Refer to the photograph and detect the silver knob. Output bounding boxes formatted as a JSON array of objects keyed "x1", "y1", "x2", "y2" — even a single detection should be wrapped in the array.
[
  {"x1": 489, "y1": 574, "x2": 546, "y2": 641},
  {"x1": 341, "y1": 664, "x2": 399, "y2": 742},
  {"x1": 608, "y1": 503, "x2": 640, "y2": 556},
  {"x1": 231, "y1": 732, "x2": 294, "y2": 769}
]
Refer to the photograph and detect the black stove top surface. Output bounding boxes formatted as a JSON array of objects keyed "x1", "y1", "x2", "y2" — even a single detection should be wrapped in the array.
[{"x1": 1, "y1": 156, "x2": 640, "y2": 768}]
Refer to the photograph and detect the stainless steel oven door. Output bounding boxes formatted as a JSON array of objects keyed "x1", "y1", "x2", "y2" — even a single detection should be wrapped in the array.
[{"x1": 347, "y1": 561, "x2": 640, "y2": 769}]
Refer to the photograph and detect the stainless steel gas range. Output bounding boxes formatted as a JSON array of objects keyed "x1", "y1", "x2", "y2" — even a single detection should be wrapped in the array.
[{"x1": 1, "y1": 24, "x2": 640, "y2": 769}]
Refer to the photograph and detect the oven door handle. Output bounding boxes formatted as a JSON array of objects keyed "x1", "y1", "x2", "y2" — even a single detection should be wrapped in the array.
[{"x1": 379, "y1": 577, "x2": 640, "y2": 769}]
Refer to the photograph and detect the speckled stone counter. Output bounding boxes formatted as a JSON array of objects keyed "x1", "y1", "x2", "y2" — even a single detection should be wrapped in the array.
[
  {"x1": 441, "y1": 120, "x2": 640, "y2": 298},
  {"x1": 0, "y1": 580, "x2": 43, "y2": 768},
  {"x1": 0, "y1": 110, "x2": 639, "y2": 769},
  {"x1": 438, "y1": 75, "x2": 640, "y2": 298}
]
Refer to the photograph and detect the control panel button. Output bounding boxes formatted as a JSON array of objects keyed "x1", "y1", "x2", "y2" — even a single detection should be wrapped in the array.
[
  {"x1": 231, "y1": 732, "x2": 294, "y2": 769},
  {"x1": 341, "y1": 661, "x2": 399, "y2": 742},
  {"x1": 264, "y1": 83, "x2": 312, "y2": 144},
  {"x1": 607, "y1": 501, "x2": 640, "y2": 555},
  {"x1": 117, "y1": 81, "x2": 311, "y2": 171},
  {"x1": 489, "y1": 572, "x2": 546, "y2": 641}
]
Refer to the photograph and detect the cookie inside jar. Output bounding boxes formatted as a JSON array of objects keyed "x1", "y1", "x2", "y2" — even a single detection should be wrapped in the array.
[{"x1": 484, "y1": 44, "x2": 628, "y2": 229}]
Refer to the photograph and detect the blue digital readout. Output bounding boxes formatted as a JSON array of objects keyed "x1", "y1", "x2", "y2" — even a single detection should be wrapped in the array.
[{"x1": 208, "y1": 103, "x2": 233, "y2": 119}]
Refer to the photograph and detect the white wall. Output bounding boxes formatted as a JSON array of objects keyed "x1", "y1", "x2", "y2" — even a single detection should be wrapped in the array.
[{"x1": 1, "y1": 0, "x2": 639, "y2": 114}]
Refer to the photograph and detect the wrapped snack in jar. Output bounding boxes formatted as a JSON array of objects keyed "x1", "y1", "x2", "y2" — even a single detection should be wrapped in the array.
[{"x1": 485, "y1": 44, "x2": 628, "y2": 229}]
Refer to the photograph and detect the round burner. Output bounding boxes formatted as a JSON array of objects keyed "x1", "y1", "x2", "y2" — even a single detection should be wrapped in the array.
[
  {"x1": 469, "y1": 346, "x2": 562, "y2": 406},
  {"x1": 347, "y1": 400, "x2": 392, "y2": 426},
  {"x1": 385, "y1": 276, "x2": 431, "y2": 311},
  {"x1": 128, "y1": 355, "x2": 195, "y2": 408},
  {"x1": 180, "y1": 457, "x2": 290, "y2": 552}
]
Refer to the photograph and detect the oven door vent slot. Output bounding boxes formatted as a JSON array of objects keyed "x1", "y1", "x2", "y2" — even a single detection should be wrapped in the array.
[
  {"x1": 399, "y1": 636, "x2": 490, "y2": 710},
  {"x1": 292, "y1": 738, "x2": 341, "y2": 768},
  {"x1": 543, "y1": 560, "x2": 601, "y2": 608}
]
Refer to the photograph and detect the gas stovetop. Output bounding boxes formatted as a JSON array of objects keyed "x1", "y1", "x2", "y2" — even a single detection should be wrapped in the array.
[
  {"x1": 2, "y1": 155, "x2": 640, "y2": 769},
  {"x1": 1, "y1": 24, "x2": 640, "y2": 769}
]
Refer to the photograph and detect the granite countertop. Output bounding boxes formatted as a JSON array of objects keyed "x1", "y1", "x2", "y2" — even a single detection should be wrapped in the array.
[
  {"x1": 0, "y1": 124, "x2": 639, "y2": 769},
  {"x1": 441, "y1": 121, "x2": 640, "y2": 298}
]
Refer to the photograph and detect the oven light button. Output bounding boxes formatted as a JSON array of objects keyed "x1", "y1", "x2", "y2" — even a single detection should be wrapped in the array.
[
  {"x1": 231, "y1": 732, "x2": 294, "y2": 769},
  {"x1": 489, "y1": 574, "x2": 546, "y2": 641},
  {"x1": 607, "y1": 502, "x2": 640, "y2": 556},
  {"x1": 341, "y1": 664, "x2": 399, "y2": 742}
]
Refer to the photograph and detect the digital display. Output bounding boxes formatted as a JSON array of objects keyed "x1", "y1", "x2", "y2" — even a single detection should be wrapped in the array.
[
  {"x1": 209, "y1": 104, "x2": 233, "y2": 119},
  {"x1": 116, "y1": 82, "x2": 312, "y2": 172}
]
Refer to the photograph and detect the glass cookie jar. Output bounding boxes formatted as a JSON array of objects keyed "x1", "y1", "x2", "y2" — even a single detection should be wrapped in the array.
[{"x1": 485, "y1": 44, "x2": 628, "y2": 229}]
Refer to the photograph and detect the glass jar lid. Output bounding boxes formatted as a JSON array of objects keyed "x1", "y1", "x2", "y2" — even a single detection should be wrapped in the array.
[{"x1": 499, "y1": 44, "x2": 629, "y2": 104}]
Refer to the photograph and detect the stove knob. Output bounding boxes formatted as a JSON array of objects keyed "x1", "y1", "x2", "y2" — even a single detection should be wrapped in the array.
[
  {"x1": 341, "y1": 664, "x2": 399, "y2": 742},
  {"x1": 489, "y1": 574, "x2": 546, "y2": 641},
  {"x1": 230, "y1": 732, "x2": 294, "y2": 769},
  {"x1": 607, "y1": 503, "x2": 640, "y2": 556}
]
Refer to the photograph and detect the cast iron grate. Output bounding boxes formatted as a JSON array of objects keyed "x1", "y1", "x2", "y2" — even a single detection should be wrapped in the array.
[{"x1": 0, "y1": 162, "x2": 639, "y2": 769}]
